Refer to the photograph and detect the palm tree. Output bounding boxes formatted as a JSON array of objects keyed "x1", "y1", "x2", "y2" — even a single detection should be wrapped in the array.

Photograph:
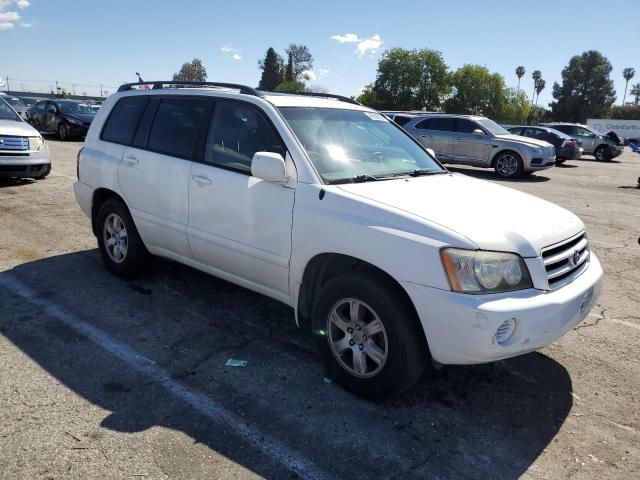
[
  {"x1": 631, "y1": 83, "x2": 640, "y2": 106},
  {"x1": 515, "y1": 66, "x2": 525, "y2": 93},
  {"x1": 531, "y1": 70, "x2": 541, "y2": 103},
  {"x1": 534, "y1": 78, "x2": 546, "y2": 106},
  {"x1": 622, "y1": 68, "x2": 636, "y2": 105}
]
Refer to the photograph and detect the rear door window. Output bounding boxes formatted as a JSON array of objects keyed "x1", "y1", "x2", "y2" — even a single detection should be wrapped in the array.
[
  {"x1": 575, "y1": 126, "x2": 594, "y2": 137},
  {"x1": 509, "y1": 128, "x2": 523, "y2": 135},
  {"x1": 204, "y1": 101, "x2": 284, "y2": 174},
  {"x1": 147, "y1": 97, "x2": 211, "y2": 159},
  {"x1": 101, "y1": 96, "x2": 149, "y2": 145},
  {"x1": 416, "y1": 117, "x2": 454, "y2": 131}
]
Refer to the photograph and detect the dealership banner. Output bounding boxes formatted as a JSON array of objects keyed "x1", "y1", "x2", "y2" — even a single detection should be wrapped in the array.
[{"x1": 587, "y1": 118, "x2": 640, "y2": 139}]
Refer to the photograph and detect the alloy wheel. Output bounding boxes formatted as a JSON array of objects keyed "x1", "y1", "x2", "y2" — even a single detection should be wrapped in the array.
[
  {"x1": 103, "y1": 213, "x2": 128, "y2": 264},
  {"x1": 496, "y1": 154, "x2": 519, "y2": 177},
  {"x1": 327, "y1": 298, "x2": 388, "y2": 378}
]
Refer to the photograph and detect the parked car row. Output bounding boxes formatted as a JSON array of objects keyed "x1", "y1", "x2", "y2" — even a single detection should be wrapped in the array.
[
  {"x1": 28, "y1": 99, "x2": 96, "y2": 140},
  {"x1": 384, "y1": 112, "x2": 625, "y2": 178}
]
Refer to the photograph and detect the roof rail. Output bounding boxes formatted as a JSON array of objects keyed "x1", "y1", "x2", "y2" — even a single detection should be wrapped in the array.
[
  {"x1": 288, "y1": 91, "x2": 362, "y2": 106},
  {"x1": 116, "y1": 81, "x2": 260, "y2": 97}
]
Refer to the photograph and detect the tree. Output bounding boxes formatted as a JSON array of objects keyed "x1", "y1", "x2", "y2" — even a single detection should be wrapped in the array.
[
  {"x1": 285, "y1": 44, "x2": 313, "y2": 81},
  {"x1": 631, "y1": 83, "x2": 640, "y2": 105},
  {"x1": 275, "y1": 80, "x2": 306, "y2": 93},
  {"x1": 534, "y1": 78, "x2": 546, "y2": 106},
  {"x1": 515, "y1": 66, "x2": 525, "y2": 92},
  {"x1": 284, "y1": 52, "x2": 295, "y2": 82},
  {"x1": 531, "y1": 70, "x2": 541, "y2": 103},
  {"x1": 258, "y1": 47, "x2": 283, "y2": 91},
  {"x1": 499, "y1": 88, "x2": 530, "y2": 124},
  {"x1": 550, "y1": 51, "x2": 616, "y2": 122},
  {"x1": 358, "y1": 48, "x2": 450, "y2": 111},
  {"x1": 172, "y1": 58, "x2": 207, "y2": 82},
  {"x1": 622, "y1": 68, "x2": 635, "y2": 105},
  {"x1": 609, "y1": 105, "x2": 640, "y2": 120},
  {"x1": 527, "y1": 106, "x2": 551, "y2": 125},
  {"x1": 355, "y1": 84, "x2": 382, "y2": 108},
  {"x1": 443, "y1": 64, "x2": 506, "y2": 119}
]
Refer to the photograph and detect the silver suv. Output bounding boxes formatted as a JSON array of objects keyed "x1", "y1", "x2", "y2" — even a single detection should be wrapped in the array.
[
  {"x1": 540, "y1": 123, "x2": 623, "y2": 161},
  {"x1": 401, "y1": 114, "x2": 556, "y2": 178}
]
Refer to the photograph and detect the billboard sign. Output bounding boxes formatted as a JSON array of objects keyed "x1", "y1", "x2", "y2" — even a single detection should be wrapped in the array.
[{"x1": 587, "y1": 118, "x2": 640, "y2": 139}]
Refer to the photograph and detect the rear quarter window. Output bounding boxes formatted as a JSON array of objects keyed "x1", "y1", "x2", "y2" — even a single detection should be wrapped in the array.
[{"x1": 101, "y1": 96, "x2": 149, "y2": 145}]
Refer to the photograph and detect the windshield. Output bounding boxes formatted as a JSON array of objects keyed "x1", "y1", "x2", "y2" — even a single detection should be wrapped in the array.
[
  {"x1": 4, "y1": 96, "x2": 26, "y2": 108},
  {"x1": 59, "y1": 102, "x2": 95, "y2": 114},
  {"x1": 279, "y1": 107, "x2": 444, "y2": 183},
  {"x1": 477, "y1": 118, "x2": 510, "y2": 136},
  {"x1": 0, "y1": 98, "x2": 21, "y2": 121}
]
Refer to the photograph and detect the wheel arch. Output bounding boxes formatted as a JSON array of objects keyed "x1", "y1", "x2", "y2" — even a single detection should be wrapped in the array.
[
  {"x1": 296, "y1": 253, "x2": 422, "y2": 336},
  {"x1": 91, "y1": 188, "x2": 128, "y2": 236}
]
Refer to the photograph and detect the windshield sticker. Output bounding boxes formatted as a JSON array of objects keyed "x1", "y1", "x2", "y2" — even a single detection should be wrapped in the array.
[{"x1": 364, "y1": 112, "x2": 386, "y2": 121}]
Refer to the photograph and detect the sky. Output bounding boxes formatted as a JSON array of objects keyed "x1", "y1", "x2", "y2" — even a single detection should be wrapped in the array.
[{"x1": 2, "y1": 0, "x2": 639, "y2": 107}]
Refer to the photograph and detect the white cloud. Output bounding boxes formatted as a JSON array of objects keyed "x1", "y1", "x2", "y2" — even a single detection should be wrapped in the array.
[
  {"x1": 330, "y1": 33, "x2": 360, "y2": 43},
  {"x1": 302, "y1": 70, "x2": 317, "y2": 82},
  {"x1": 221, "y1": 44, "x2": 243, "y2": 61},
  {"x1": 318, "y1": 68, "x2": 330, "y2": 77},
  {"x1": 20, "y1": 21, "x2": 32, "y2": 27},
  {"x1": 356, "y1": 34, "x2": 383, "y2": 57},
  {"x1": 0, "y1": 0, "x2": 32, "y2": 31},
  {"x1": 0, "y1": 11, "x2": 19, "y2": 21}
]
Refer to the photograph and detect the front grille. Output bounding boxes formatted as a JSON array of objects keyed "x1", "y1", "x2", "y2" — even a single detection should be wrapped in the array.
[
  {"x1": 0, "y1": 136, "x2": 29, "y2": 151},
  {"x1": 542, "y1": 232, "x2": 589, "y2": 290}
]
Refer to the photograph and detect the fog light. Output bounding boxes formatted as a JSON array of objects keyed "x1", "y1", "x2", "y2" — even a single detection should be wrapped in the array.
[{"x1": 496, "y1": 318, "x2": 516, "y2": 344}]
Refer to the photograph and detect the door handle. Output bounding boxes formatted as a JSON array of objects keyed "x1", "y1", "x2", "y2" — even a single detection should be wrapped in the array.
[
  {"x1": 124, "y1": 155, "x2": 139, "y2": 165},
  {"x1": 191, "y1": 175, "x2": 212, "y2": 186}
]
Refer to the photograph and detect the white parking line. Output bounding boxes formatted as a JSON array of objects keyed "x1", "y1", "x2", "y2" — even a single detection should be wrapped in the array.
[{"x1": 0, "y1": 273, "x2": 330, "y2": 480}]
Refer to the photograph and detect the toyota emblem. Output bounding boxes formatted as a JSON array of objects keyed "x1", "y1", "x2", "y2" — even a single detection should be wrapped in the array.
[{"x1": 570, "y1": 250, "x2": 580, "y2": 266}]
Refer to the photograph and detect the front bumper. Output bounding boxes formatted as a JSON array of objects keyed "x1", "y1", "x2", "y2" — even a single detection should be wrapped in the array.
[
  {"x1": 0, "y1": 145, "x2": 50, "y2": 178},
  {"x1": 402, "y1": 253, "x2": 603, "y2": 365},
  {"x1": 524, "y1": 151, "x2": 556, "y2": 171}
]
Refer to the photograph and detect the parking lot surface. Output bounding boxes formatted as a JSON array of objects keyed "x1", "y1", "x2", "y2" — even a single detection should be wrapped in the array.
[{"x1": 1, "y1": 140, "x2": 638, "y2": 479}]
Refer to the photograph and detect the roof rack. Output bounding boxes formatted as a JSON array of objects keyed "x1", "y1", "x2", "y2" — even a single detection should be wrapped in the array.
[
  {"x1": 285, "y1": 91, "x2": 362, "y2": 106},
  {"x1": 117, "y1": 81, "x2": 260, "y2": 97}
]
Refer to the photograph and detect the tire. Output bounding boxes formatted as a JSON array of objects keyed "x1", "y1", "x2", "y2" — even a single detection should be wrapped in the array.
[
  {"x1": 96, "y1": 198, "x2": 150, "y2": 277},
  {"x1": 494, "y1": 151, "x2": 524, "y2": 178},
  {"x1": 34, "y1": 164, "x2": 51, "y2": 180},
  {"x1": 594, "y1": 145, "x2": 612, "y2": 161},
  {"x1": 555, "y1": 159, "x2": 566, "y2": 166},
  {"x1": 58, "y1": 123, "x2": 68, "y2": 141},
  {"x1": 312, "y1": 272, "x2": 429, "y2": 399}
]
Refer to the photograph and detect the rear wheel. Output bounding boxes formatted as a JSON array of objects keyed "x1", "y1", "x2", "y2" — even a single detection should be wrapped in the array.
[
  {"x1": 594, "y1": 145, "x2": 612, "y2": 161},
  {"x1": 494, "y1": 151, "x2": 524, "y2": 178},
  {"x1": 96, "y1": 198, "x2": 149, "y2": 277},
  {"x1": 312, "y1": 272, "x2": 429, "y2": 399}
]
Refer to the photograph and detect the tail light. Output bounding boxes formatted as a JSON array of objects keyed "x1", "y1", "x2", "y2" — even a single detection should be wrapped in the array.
[
  {"x1": 76, "y1": 146, "x2": 84, "y2": 179},
  {"x1": 562, "y1": 139, "x2": 576, "y2": 148}
]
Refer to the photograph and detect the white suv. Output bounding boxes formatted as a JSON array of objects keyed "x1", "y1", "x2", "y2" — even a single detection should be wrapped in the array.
[{"x1": 74, "y1": 81, "x2": 603, "y2": 398}]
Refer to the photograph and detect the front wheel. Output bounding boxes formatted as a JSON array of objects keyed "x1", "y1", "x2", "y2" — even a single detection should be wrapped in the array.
[
  {"x1": 494, "y1": 151, "x2": 524, "y2": 178},
  {"x1": 34, "y1": 164, "x2": 51, "y2": 180},
  {"x1": 312, "y1": 272, "x2": 429, "y2": 399},
  {"x1": 96, "y1": 198, "x2": 150, "y2": 277},
  {"x1": 594, "y1": 145, "x2": 612, "y2": 161},
  {"x1": 58, "y1": 123, "x2": 68, "y2": 141}
]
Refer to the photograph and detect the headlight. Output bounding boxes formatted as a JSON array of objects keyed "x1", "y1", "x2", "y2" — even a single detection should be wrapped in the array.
[
  {"x1": 28, "y1": 136, "x2": 45, "y2": 151},
  {"x1": 440, "y1": 248, "x2": 533, "y2": 294},
  {"x1": 67, "y1": 117, "x2": 83, "y2": 125}
]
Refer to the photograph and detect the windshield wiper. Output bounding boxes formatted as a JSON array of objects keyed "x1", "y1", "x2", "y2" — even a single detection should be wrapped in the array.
[
  {"x1": 408, "y1": 169, "x2": 446, "y2": 177},
  {"x1": 352, "y1": 174, "x2": 381, "y2": 183}
]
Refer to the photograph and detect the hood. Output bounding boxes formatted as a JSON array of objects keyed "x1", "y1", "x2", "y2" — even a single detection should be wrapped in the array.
[
  {"x1": 65, "y1": 113, "x2": 95, "y2": 123},
  {"x1": 604, "y1": 130, "x2": 622, "y2": 144},
  {"x1": 496, "y1": 134, "x2": 552, "y2": 148},
  {"x1": 337, "y1": 173, "x2": 584, "y2": 257},
  {"x1": 0, "y1": 118, "x2": 40, "y2": 136}
]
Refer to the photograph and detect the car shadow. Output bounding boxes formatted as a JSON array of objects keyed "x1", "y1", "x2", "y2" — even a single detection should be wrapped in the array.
[
  {"x1": 447, "y1": 167, "x2": 551, "y2": 183},
  {"x1": 0, "y1": 178, "x2": 35, "y2": 189},
  {"x1": 577, "y1": 157, "x2": 622, "y2": 164},
  {"x1": 556, "y1": 163, "x2": 579, "y2": 168},
  {"x1": 0, "y1": 251, "x2": 574, "y2": 479}
]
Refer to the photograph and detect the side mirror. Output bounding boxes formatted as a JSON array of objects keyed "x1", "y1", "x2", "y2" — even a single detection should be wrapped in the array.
[
  {"x1": 472, "y1": 129, "x2": 485, "y2": 137},
  {"x1": 426, "y1": 148, "x2": 436, "y2": 158},
  {"x1": 251, "y1": 152, "x2": 287, "y2": 184}
]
